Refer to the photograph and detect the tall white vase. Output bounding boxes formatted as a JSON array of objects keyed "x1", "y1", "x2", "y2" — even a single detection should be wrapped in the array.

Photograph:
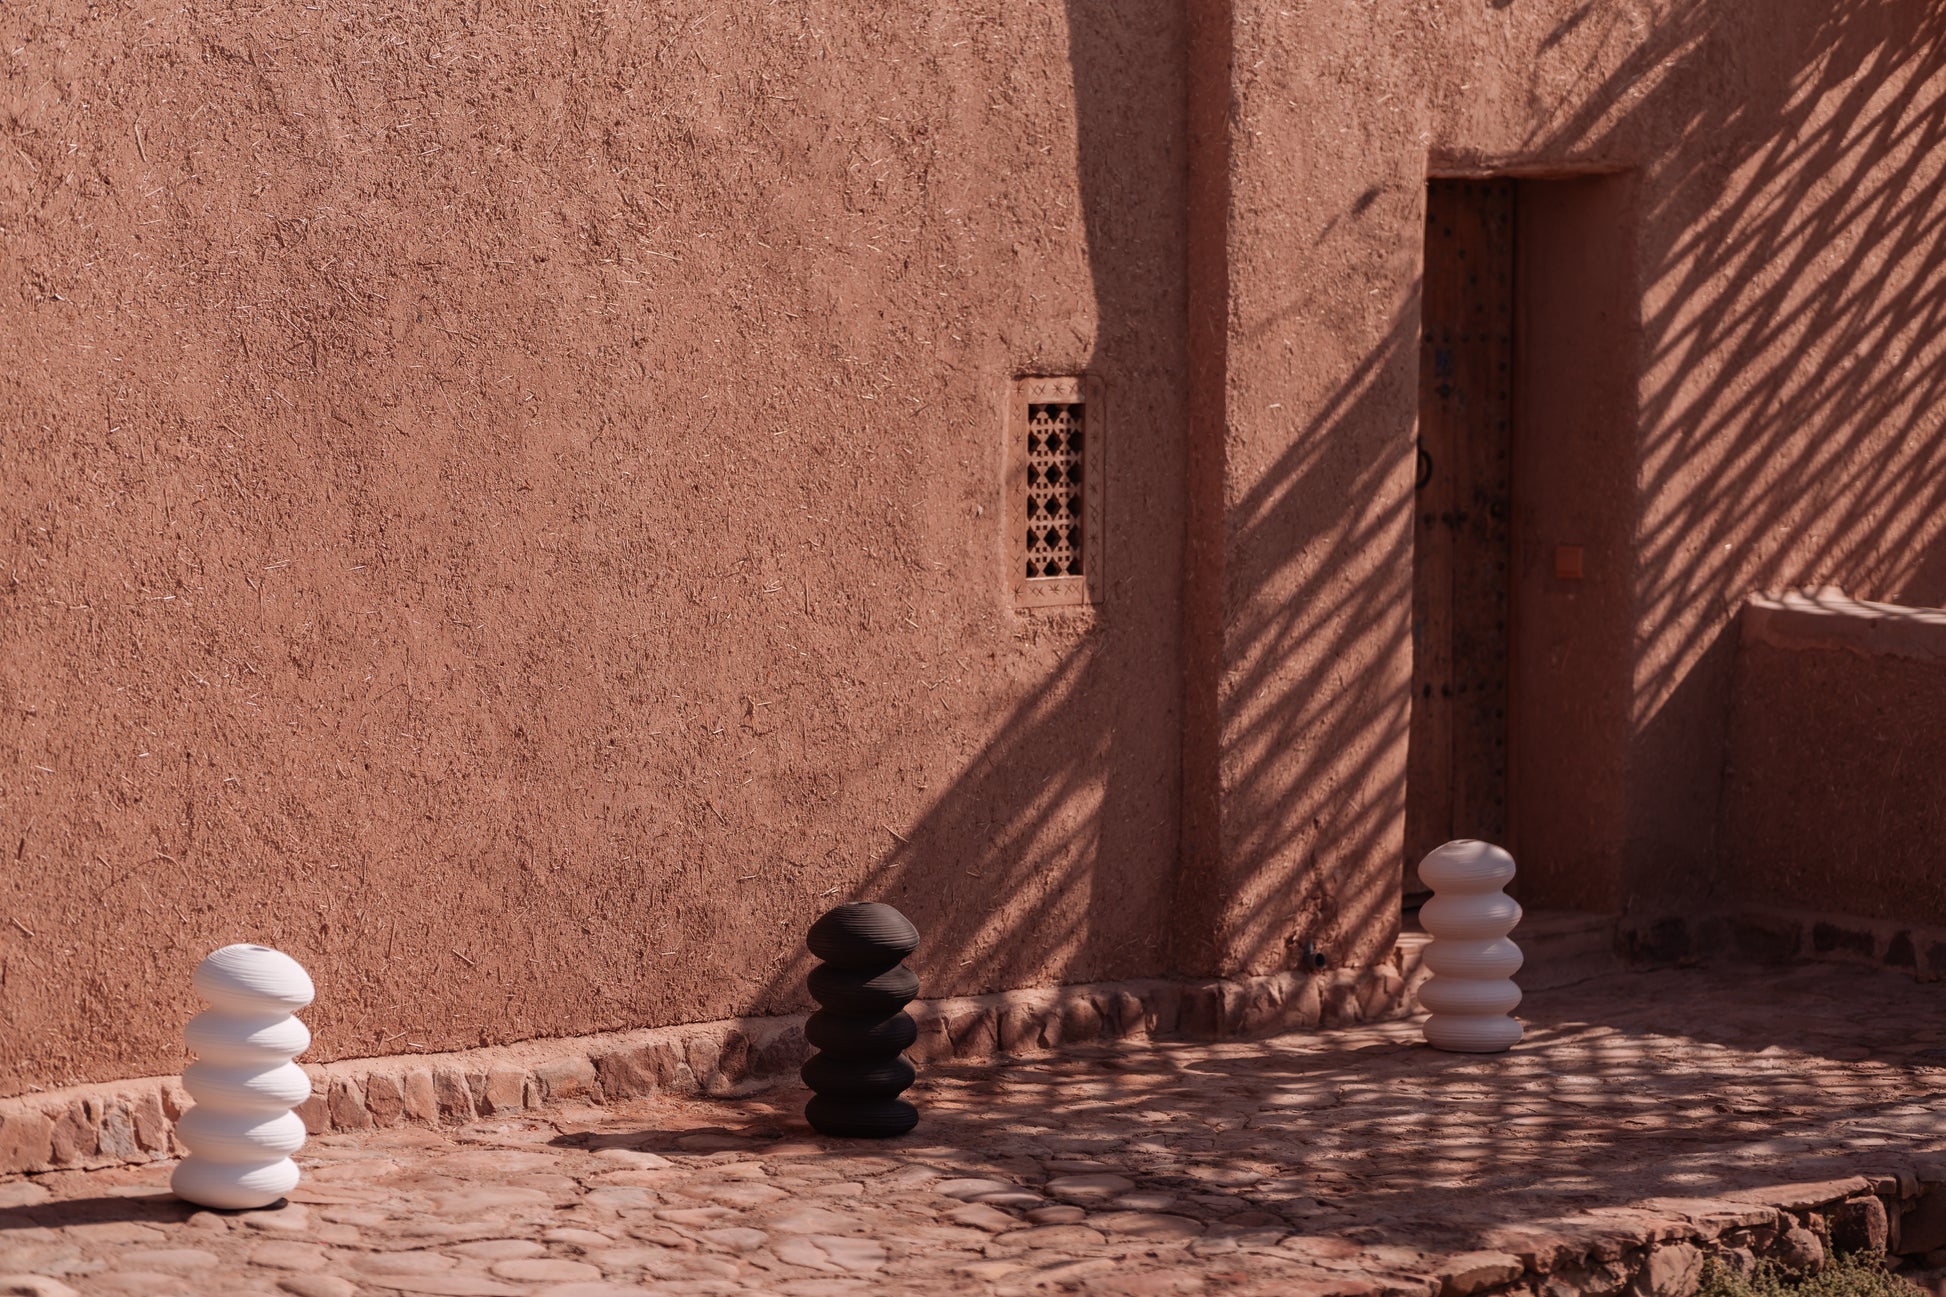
[
  {"x1": 1416, "y1": 840, "x2": 1523, "y2": 1053},
  {"x1": 171, "y1": 944, "x2": 315, "y2": 1210}
]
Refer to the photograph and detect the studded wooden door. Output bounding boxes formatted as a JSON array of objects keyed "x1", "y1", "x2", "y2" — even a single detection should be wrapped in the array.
[{"x1": 1406, "y1": 179, "x2": 1514, "y2": 899}]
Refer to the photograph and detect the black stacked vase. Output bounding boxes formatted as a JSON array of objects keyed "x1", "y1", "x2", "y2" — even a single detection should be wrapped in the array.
[{"x1": 802, "y1": 902, "x2": 920, "y2": 1138}]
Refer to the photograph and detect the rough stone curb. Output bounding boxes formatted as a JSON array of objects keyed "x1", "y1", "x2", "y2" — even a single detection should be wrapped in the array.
[
  {"x1": 0, "y1": 957, "x2": 1423, "y2": 1178},
  {"x1": 1440, "y1": 1174, "x2": 1936, "y2": 1297},
  {"x1": 1626, "y1": 907, "x2": 1946, "y2": 982}
]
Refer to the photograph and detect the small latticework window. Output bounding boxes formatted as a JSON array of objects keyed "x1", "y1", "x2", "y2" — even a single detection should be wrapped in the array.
[
  {"x1": 1010, "y1": 375, "x2": 1104, "y2": 607},
  {"x1": 1024, "y1": 402, "x2": 1085, "y2": 579}
]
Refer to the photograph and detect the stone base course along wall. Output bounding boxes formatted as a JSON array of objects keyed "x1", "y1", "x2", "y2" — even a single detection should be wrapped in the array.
[
  {"x1": 1625, "y1": 908, "x2": 1946, "y2": 982},
  {"x1": 0, "y1": 959, "x2": 1418, "y2": 1180}
]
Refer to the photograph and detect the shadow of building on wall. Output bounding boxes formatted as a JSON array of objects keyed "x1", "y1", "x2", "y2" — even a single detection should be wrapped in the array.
[
  {"x1": 751, "y1": 0, "x2": 1946, "y2": 1015},
  {"x1": 1516, "y1": 0, "x2": 1946, "y2": 918}
]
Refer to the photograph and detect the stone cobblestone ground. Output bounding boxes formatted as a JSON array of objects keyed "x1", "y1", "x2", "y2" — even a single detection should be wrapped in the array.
[{"x1": 4, "y1": 962, "x2": 1946, "y2": 1297}]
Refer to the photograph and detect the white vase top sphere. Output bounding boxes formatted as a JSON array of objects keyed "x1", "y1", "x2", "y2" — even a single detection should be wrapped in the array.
[
  {"x1": 1416, "y1": 839, "x2": 1516, "y2": 892},
  {"x1": 194, "y1": 944, "x2": 315, "y2": 1015}
]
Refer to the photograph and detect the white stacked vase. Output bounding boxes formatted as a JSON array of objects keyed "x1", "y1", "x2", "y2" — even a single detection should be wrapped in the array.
[
  {"x1": 171, "y1": 944, "x2": 315, "y2": 1210},
  {"x1": 1416, "y1": 840, "x2": 1523, "y2": 1053}
]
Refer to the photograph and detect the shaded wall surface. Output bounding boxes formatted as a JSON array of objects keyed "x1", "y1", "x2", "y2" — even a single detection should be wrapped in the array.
[
  {"x1": 7, "y1": 0, "x2": 1946, "y2": 1095},
  {"x1": 1720, "y1": 594, "x2": 1946, "y2": 924},
  {"x1": 1187, "y1": 0, "x2": 1946, "y2": 970},
  {"x1": 0, "y1": 0, "x2": 1187, "y2": 1094}
]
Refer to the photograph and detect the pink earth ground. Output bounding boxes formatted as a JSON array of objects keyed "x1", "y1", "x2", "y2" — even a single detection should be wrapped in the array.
[{"x1": 2, "y1": 963, "x2": 1944, "y2": 1297}]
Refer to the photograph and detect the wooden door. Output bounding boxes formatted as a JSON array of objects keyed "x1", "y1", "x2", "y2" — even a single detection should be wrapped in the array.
[{"x1": 1406, "y1": 179, "x2": 1514, "y2": 898}]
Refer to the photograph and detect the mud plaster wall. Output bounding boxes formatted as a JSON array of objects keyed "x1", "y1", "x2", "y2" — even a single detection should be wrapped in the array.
[
  {"x1": 1721, "y1": 638, "x2": 1946, "y2": 926},
  {"x1": 1186, "y1": 0, "x2": 1946, "y2": 967},
  {"x1": 0, "y1": 0, "x2": 1187, "y2": 1095},
  {"x1": 7, "y1": 0, "x2": 1946, "y2": 1094}
]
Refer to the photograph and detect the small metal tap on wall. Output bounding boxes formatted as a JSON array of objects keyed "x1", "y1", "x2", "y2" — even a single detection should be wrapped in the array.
[
  {"x1": 1415, "y1": 840, "x2": 1524, "y2": 1053},
  {"x1": 802, "y1": 902, "x2": 920, "y2": 1138}
]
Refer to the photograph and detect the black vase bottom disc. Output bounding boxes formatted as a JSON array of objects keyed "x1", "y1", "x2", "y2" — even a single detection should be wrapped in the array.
[{"x1": 805, "y1": 1096, "x2": 919, "y2": 1139}]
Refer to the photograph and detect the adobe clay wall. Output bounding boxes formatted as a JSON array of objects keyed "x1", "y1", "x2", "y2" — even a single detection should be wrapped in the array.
[
  {"x1": 7, "y1": 0, "x2": 1946, "y2": 1096},
  {"x1": 1179, "y1": 0, "x2": 1946, "y2": 972},
  {"x1": 1720, "y1": 593, "x2": 1946, "y2": 927},
  {"x1": 0, "y1": 0, "x2": 1188, "y2": 1095}
]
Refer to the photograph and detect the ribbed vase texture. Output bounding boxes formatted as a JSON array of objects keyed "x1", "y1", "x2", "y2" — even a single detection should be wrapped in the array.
[
  {"x1": 1416, "y1": 840, "x2": 1524, "y2": 1053},
  {"x1": 802, "y1": 902, "x2": 921, "y2": 1138},
  {"x1": 171, "y1": 944, "x2": 315, "y2": 1209}
]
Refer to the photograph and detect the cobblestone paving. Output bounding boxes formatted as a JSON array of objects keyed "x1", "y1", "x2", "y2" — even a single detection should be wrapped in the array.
[{"x1": 3, "y1": 962, "x2": 1945, "y2": 1297}]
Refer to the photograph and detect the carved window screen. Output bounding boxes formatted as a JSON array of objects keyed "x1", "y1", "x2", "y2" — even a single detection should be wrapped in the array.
[{"x1": 1010, "y1": 375, "x2": 1104, "y2": 607}]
